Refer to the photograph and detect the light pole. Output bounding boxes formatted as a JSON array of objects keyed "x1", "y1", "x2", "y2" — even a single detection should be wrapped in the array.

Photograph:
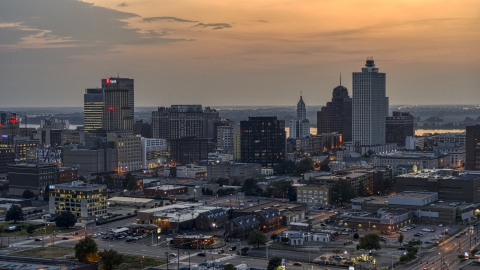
[{"x1": 194, "y1": 189, "x2": 196, "y2": 200}]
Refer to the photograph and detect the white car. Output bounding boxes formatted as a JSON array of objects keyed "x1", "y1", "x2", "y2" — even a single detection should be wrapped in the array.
[{"x1": 439, "y1": 223, "x2": 444, "y2": 227}]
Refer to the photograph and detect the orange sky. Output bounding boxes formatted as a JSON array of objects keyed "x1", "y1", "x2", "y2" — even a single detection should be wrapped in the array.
[{"x1": 0, "y1": 0, "x2": 479, "y2": 107}]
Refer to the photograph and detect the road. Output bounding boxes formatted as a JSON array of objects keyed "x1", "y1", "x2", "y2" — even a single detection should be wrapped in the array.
[{"x1": 398, "y1": 226, "x2": 480, "y2": 270}]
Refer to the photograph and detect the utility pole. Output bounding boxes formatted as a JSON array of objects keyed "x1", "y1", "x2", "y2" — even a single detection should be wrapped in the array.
[{"x1": 177, "y1": 249, "x2": 180, "y2": 270}]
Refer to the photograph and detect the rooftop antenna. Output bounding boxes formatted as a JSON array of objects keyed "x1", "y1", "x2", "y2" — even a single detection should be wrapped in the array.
[
  {"x1": 117, "y1": 71, "x2": 120, "y2": 78},
  {"x1": 340, "y1": 73, "x2": 342, "y2": 86},
  {"x1": 169, "y1": 93, "x2": 171, "y2": 106}
]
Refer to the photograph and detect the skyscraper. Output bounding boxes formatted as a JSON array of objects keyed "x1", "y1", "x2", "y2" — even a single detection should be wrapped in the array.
[
  {"x1": 83, "y1": 88, "x2": 104, "y2": 132},
  {"x1": 317, "y1": 83, "x2": 352, "y2": 142},
  {"x1": 102, "y1": 85, "x2": 133, "y2": 135},
  {"x1": 102, "y1": 77, "x2": 134, "y2": 118},
  {"x1": 240, "y1": 117, "x2": 285, "y2": 168},
  {"x1": 466, "y1": 125, "x2": 480, "y2": 171},
  {"x1": 289, "y1": 95, "x2": 310, "y2": 138},
  {"x1": 352, "y1": 58, "x2": 387, "y2": 147}
]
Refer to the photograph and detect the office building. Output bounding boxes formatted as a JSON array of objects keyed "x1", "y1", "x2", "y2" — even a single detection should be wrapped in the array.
[
  {"x1": 372, "y1": 151, "x2": 451, "y2": 177},
  {"x1": 49, "y1": 181, "x2": 107, "y2": 219},
  {"x1": 83, "y1": 88, "x2": 104, "y2": 132},
  {"x1": 352, "y1": 58, "x2": 388, "y2": 150},
  {"x1": 107, "y1": 133, "x2": 141, "y2": 173},
  {"x1": 170, "y1": 136, "x2": 208, "y2": 165},
  {"x1": 466, "y1": 125, "x2": 480, "y2": 170},
  {"x1": 296, "y1": 185, "x2": 330, "y2": 205},
  {"x1": 317, "y1": 84, "x2": 352, "y2": 142},
  {"x1": 396, "y1": 169, "x2": 480, "y2": 203},
  {"x1": 289, "y1": 95, "x2": 310, "y2": 139},
  {"x1": 385, "y1": 112, "x2": 414, "y2": 147},
  {"x1": 206, "y1": 162, "x2": 262, "y2": 182},
  {"x1": 63, "y1": 144, "x2": 117, "y2": 176},
  {"x1": 134, "y1": 119, "x2": 151, "y2": 138},
  {"x1": 0, "y1": 148, "x2": 14, "y2": 174},
  {"x1": 151, "y1": 105, "x2": 220, "y2": 143},
  {"x1": 240, "y1": 117, "x2": 286, "y2": 168},
  {"x1": 217, "y1": 125, "x2": 234, "y2": 153},
  {"x1": 8, "y1": 163, "x2": 58, "y2": 196},
  {"x1": 141, "y1": 138, "x2": 167, "y2": 169},
  {"x1": 102, "y1": 78, "x2": 134, "y2": 135}
]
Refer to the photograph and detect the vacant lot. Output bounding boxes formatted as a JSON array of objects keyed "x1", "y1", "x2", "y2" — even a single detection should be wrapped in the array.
[{"x1": 13, "y1": 246, "x2": 75, "y2": 259}]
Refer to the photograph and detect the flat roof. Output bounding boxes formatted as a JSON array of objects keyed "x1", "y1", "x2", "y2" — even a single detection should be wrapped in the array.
[
  {"x1": 238, "y1": 201, "x2": 304, "y2": 212},
  {"x1": 390, "y1": 191, "x2": 437, "y2": 199},
  {"x1": 145, "y1": 185, "x2": 186, "y2": 190},
  {"x1": 53, "y1": 182, "x2": 106, "y2": 191},
  {"x1": 108, "y1": 197, "x2": 153, "y2": 204}
]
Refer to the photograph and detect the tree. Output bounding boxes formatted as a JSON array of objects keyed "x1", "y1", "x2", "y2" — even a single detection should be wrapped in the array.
[
  {"x1": 242, "y1": 178, "x2": 262, "y2": 196},
  {"x1": 294, "y1": 158, "x2": 314, "y2": 175},
  {"x1": 99, "y1": 249, "x2": 124, "y2": 270},
  {"x1": 5, "y1": 205, "x2": 24, "y2": 224},
  {"x1": 270, "y1": 234, "x2": 278, "y2": 241},
  {"x1": 247, "y1": 229, "x2": 267, "y2": 248},
  {"x1": 357, "y1": 182, "x2": 366, "y2": 197},
  {"x1": 353, "y1": 233, "x2": 359, "y2": 239},
  {"x1": 26, "y1": 224, "x2": 36, "y2": 234},
  {"x1": 78, "y1": 175, "x2": 86, "y2": 182},
  {"x1": 22, "y1": 189, "x2": 35, "y2": 199},
  {"x1": 224, "y1": 264, "x2": 237, "y2": 270},
  {"x1": 55, "y1": 211, "x2": 77, "y2": 229},
  {"x1": 398, "y1": 234, "x2": 404, "y2": 246},
  {"x1": 74, "y1": 236, "x2": 99, "y2": 262},
  {"x1": 330, "y1": 179, "x2": 357, "y2": 205},
  {"x1": 358, "y1": 233, "x2": 381, "y2": 251},
  {"x1": 319, "y1": 158, "x2": 331, "y2": 172},
  {"x1": 274, "y1": 160, "x2": 295, "y2": 174},
  {"x1": 124, "y1": 173, "x2": 137, "y2": 194},
  {"x1": 267, "y1": 256, "x2": 282, "y2": 270},
  {"x1": 43, "y1": 185, "x2": 51, "y2": 201}
]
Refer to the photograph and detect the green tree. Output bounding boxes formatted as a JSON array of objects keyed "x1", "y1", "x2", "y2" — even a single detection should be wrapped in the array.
[
  {"x1": 224, "y1": 264, "x2": 237, "y2": 270},
  {"x1": 274, "y1": 160, "x2": 295, "y2": 174},
  {"x1": 74, "y1": 236, "x2": 99, "y2": 262},
  {"x1": 242, "y1": 178, "x2": 263, "y2": 196},
  {"x1": 247, "y1": 229, "x2": 267, "y2": 248},
  {"x1": 270, "y1": 234, "x2": 278, "y2": 241},
  {"x1": 267, "y1": 256, "x2": 282, "y2": 270},
  {"x1": 99, "y1": 249, "x2": 124, "y2": 270},
  {"x1": 43, "y1": 185, "x2": 51, "y2": 201},
  {"x1": 26, "y1": 224, "x2": 36, "y2": 234},
  {"x1": 398, "y1": 234, "x2": 404, "y2": 246},
  {"x1": 22, "y1": 189, "x2": 35, "y2": 199},
  {"x1": 330, "y1": 179, "x2": 357, "y2": 205},
  {"x1": 5, "y1": 205, "x2": 24, "y2": 223},
  {"x1": 358, "y1": 233, "x2": 381, "y2": 251},
  {"x1": 78, "y1": 175, "x2": 86, "y2": 182},
  {"x1": 55, "y1": 211, "x2": 77, "y2": 229},
  {"x1": 294, "y1": 158, "x2": 314, "y2": 175},
  {"x1": 319, "y1": 158, "x2": 331, "y2": 172},
  {"x1": 353, "y1": 233, "x2": 359, "y2": 239},
  {"x1": 124, "y1": 173, "x2": 137, "y2": 194}
]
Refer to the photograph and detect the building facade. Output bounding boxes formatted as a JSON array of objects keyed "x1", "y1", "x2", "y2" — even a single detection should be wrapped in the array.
[
  {"x1": 386, "y1": 112, "x2": 414, "y2": 147},
  {"x1": 0, "y1": 148, "x2": 14, "y2": 174},
  {"x1": 206, "y1": 163, "x2": 262, "y2": 181},
  {"x1": 240, "y1": 117, "x2": 286, "y2": 168},
  {"x1": 107, "y1": 134, "x2": 142, "y2": 173},
  {"x1": 49, "y1": 181, "x2": 107, "y2": 219},
  {"x1": 84, "y1": 88, "x2": 104, "y2": 133},
  {"x1": 352, "y1": 58, "x2": 388, "y2": 148},
  {"x1": 141, "y1": 138, "x2": 167, "y2": 169},
  {"x1": 170, "y1": 136, "x2": 208, "y2": 165},
  {"x1": 9, "y1": 163, "x2": 58, "y2": 196},
  {"x1": 296, "y1": 185, "x2": 330, "y2": 205},
  {"x1": 289, "y1": 95, "x2": 310, "y2": 139},
  {"x1": 317, "y1": 84, "x2": 352, "y2": 142},
  {"x1": 101, "y1": 77, "x2": 134, "y2": 136},
  {"x1": 466, "y1": 125, "x2": 480, "y2": 170}
]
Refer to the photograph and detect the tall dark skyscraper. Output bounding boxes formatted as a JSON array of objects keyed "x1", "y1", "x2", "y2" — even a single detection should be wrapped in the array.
[
  {"x1": 240, "y1": 117, "x2": 285, "y2": 168},
  {"x1": 466, "y1": 125, "x2": 480, "y2": 171},
  {"x1": 83, "y1": 88, "x2": 104, "y2": 132},
  {"x1": 385, "y1": 112, "x2": 414, "y2": 147},
  {"x1": 317, "y1": 83, "x2": 352, "y2": 142},
  {"x1": 102, "y1": 78, "x2": 134, "y2": 135}
]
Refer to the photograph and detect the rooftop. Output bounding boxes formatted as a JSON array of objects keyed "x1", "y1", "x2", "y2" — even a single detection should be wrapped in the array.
[
  {"x1": 390, "y1": 191, "x2": 437, "y2": 199},
  {"x1": 145, "y1": 185, "x2": 186, "y2": 190},
  {"x1": 53, "y1": 181, "x2": 106, "y2": 191}
]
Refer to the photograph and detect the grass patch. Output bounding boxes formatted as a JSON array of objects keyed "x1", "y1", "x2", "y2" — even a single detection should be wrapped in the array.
[
  {"x1": 105, "y1": 254, "x2": 166, "y2": 270},
  {"x1": 13, "y1": 246, "x2": 75, "y2": 259}
]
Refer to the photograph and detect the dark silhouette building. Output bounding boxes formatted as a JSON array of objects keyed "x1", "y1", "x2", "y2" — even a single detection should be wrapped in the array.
[
  {"x1": 466, "y1": 125, "x2": 480, "y2": 170},
  {"x1": 386, "y1": 112, "x2": 414, "y2": 147},
  {"x1": 170, "y1": 136, "x2": 208, "y2": 165},
  {"x1": 317, "y1": 84, "x2": 352, "y2": 142},
  {"x1": 133, "y1": 119, "x2": 151, "y2": 138},
  {"x1": 0, "y1": 148, "x2": 14, "y2": 174},
  {"x1": 8, "y1": 163, "x2": 58, "y2": 196},
  {"x1": 240, "y1": 117, "x2": 285, "y2": 168}
]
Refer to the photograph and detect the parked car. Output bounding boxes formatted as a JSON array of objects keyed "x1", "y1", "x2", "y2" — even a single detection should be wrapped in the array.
[
  {"x1": 197, "y1": 253, "x2": 206, "y2": 257},
  {"x1": 62, "y1": 237, "x2": 69, "y2": 240},
  {"x1": 333, "y1": 255, "x2": 343, "y2": 260},
  {"x1": 293, "y1": 262, "x2": 302, "y2": 266},
  {"x1": 34, "y1": 238, "x2": 41, "y2": 242},
  {"x1": 25, "y1": 237, "x2": 33, "y2": 240},
  {"x1": 169, "y1": 253, "x2": 177, "y2": 257},
  {"x1": 229, "y1": 246, "x2": 236, "y2": 251},
  {"x1": 72, "y1": 232, "x2": 79, "y2": 236}
]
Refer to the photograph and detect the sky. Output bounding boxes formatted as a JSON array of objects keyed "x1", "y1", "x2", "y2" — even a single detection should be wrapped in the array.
[{"x1": 0, "y1": 0, "x2": 479, "y2": 108}]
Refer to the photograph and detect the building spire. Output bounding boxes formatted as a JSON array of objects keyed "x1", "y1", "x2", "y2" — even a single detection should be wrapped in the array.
[{"x1": 340, "y1": 73, "x2": 342, "y2": 85}]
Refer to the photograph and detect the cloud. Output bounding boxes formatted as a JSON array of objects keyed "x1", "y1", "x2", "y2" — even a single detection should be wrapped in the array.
[
  {"x1": 257, "y1": 20, "x2": 269, "y2": 23},
  {"x1": 194, "y1": 23, "x2": 232, "y2": 30},
  {"x1": 142, "y1": 16, "x2": 197, "y2": 23},
  {"x1": 0, "y1": 0, "x2": 189, "y2": 53}
]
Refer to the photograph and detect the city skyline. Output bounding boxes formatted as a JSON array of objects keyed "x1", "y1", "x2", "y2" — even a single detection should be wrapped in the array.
[{"x1": 1, "y1": 0, "x2": 479, "y2": 107}]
